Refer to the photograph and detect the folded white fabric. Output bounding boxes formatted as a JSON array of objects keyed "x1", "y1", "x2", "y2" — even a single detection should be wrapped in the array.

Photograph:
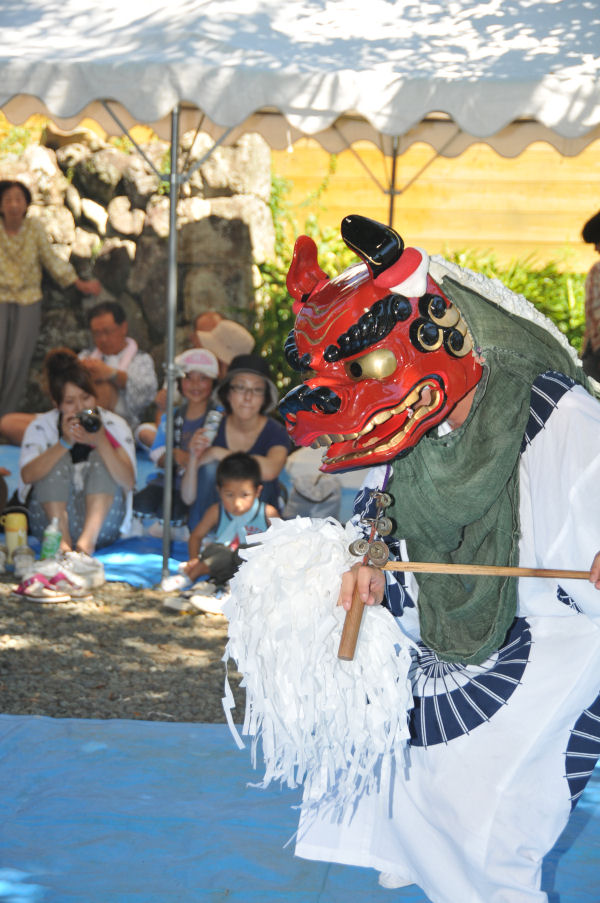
[{"x1": 222, "y1": 516, "x2": 415, "y2": 814}]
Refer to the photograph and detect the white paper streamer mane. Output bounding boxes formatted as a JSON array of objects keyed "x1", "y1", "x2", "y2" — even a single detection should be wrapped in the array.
[
  {"x1": 429, "y1": 255, "x2": 581, "y2": 365},
  {"x1": 222, "y1": 516, "x2": 414, "y2": 813}
]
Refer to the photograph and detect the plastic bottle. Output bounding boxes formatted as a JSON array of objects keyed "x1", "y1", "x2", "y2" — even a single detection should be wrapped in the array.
[
  {"x1": 203, "y1": 404, "x2": 225, "y2": 444},
  {"x1": 40, "y1": 516, "x2": 62, "y2": 560}
]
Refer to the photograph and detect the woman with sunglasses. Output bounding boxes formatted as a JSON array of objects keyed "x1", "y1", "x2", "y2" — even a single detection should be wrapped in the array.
[{"x1": 181, "y1": 354, "x2": 291, "y2": 529}]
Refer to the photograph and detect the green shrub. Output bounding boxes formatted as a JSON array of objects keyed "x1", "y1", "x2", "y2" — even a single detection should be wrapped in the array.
[{"x1": 445, "y1": 249, "x2": 586, "y2": 353}]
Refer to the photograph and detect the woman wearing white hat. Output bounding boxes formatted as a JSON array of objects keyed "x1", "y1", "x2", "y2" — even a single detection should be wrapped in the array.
[{"x1": 133, "y1": 348, "x2": 219, "y2": 524}]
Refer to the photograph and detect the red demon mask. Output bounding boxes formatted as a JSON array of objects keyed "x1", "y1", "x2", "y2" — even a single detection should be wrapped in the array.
[{"x1": 279, "y1": 215, "x2": 483, "y2": 472}]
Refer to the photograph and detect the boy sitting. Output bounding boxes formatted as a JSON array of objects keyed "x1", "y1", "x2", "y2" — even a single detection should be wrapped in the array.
[{"x1": 162, "y1": 451, "x2": 279, "y2": 599}]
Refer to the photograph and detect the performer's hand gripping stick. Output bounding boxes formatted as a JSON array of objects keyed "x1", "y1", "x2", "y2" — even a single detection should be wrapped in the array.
[{"x1": 338, "y1": 491, "x2": 394, "y2": 661}]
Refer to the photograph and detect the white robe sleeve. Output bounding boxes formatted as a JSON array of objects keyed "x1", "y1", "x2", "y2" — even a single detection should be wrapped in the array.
[{"x1": 518, "y1": 384, "x2": 600, "y2": 618}]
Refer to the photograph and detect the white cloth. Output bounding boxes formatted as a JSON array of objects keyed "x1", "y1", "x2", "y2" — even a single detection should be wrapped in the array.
[
  {"x1": 222, "y1": 517, "x2": 415, "y2": 815},
  {"x1": 295, "y1": 383, "x2": 600, "y2": 903},
  {"x1": 18, "y1": 407, "x2": 137, "y2": 534}
]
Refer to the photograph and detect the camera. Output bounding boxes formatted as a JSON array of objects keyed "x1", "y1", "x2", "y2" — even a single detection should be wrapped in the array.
[{"x1": 76, "y1": 408, "x2": 102, "y2": 433}]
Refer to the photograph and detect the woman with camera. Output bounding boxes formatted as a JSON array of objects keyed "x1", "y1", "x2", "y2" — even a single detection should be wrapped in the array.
[{"x1": 18, "y1": 348, "x2": 136, "y2": 555}]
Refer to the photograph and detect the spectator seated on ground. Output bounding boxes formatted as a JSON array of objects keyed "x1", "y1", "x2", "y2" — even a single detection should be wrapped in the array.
[
  {"x1": 18, "y1": 348, "x2": 136, "y2": 555},
  {"x1": 138, "y1": 312, "x2": 255, "y2": 450},
  {"x1": 79, "y1": 300, "x2": 158, "y2": 440},
  {"x1": 133, "y1": 348, "x2": 220, "y2": 527},
  {"x1": 180, "y1": 353, "x2": 291, "y2": 531},
  {"x1": 0, "y1": 300, "x2": 158, "y2": 448}
]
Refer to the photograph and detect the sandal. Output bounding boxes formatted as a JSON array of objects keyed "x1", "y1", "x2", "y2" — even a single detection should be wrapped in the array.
[
  {"x1": 13, "y1": 574, "x2": 71, "y2": 603},
  {"x1": 49, "y1": 571, "x2": 93, "y2": 601}
]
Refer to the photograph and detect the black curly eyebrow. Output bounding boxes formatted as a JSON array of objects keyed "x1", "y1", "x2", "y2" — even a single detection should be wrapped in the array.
[
  {"x1": 285, "y1": 293, "x2": 415, "y2": 372},
  {"x1": 323, "y1": 293, "x2": 412, "y2": 363}
]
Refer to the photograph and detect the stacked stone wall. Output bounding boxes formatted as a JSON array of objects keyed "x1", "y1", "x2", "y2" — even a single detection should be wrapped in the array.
[{"x1": 1, "y1": 130, "x2": 275, "y2": 412}]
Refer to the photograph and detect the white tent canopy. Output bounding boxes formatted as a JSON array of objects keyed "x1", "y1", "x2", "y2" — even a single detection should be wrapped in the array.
[
  {"x1": 1, "y1": 0, "x2": 599, "y2": 569},
  {"x1": 1, "y1": 0, "x2": 600, "y2": 157}
]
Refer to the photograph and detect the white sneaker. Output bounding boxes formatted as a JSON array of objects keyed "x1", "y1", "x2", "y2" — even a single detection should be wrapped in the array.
[
  {"x1": 162, "y1": 595, "x2": 200, "y2": 613},
  {"x1": 160, "y1": 572, "x2": 192, "y2": 593},
  {"x1": 63, "y1": 551, "x2": 105, "y2": 589},
  {"x1": 378, "y1": 872, "x2": 413, "y2": 889},
  {"x1": 187, "y1": 587, "x2": 230, "y2": 615}
]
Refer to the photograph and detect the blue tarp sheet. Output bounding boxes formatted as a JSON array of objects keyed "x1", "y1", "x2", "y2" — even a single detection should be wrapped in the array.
[{"x1": 0, "y1": 716, "x2": 598, "y2": 902}]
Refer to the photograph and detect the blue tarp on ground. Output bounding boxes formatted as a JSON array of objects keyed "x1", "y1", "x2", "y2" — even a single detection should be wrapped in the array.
[{"x1": 0, "y1": 716, "x2": 598, "y2": 902}]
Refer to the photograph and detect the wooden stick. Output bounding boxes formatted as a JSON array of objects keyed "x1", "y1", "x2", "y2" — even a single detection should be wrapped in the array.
[
  {"x1": 338, "y1": 559, "x2": 591, "y2": 661},
  {"x1": 383, "y1": 561, "x2": 590, "y2": 580},
  {"x1": 338, "y1": 582, "x2": 365, "y2": 661}
]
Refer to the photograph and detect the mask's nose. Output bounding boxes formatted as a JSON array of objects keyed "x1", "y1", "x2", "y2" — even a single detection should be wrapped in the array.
[{"x1": 279, "y1": 384, "x2": 341, "y2": 422}]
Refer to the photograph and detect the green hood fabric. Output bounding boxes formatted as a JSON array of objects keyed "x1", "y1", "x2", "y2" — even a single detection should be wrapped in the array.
[{"x1": 389, "y1": 276, "x2": 591, "y2": 665}]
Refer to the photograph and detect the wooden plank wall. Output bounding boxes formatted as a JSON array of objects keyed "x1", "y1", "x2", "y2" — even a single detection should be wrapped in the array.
[{"x1": 271, "y1": 138, "x2": 600, "y2": 273}]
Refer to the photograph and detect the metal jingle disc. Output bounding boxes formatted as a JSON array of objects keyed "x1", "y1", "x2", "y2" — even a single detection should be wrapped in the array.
[
  {"x1": 349, "y1": 538, "x2": 370, "y2": 557},
  {"x1": 378, "y1": 492, "x2": 393, "y2": 508},
  {"x1": 375, "y1": 516, "x2": 393, "y2": 536},
  {"x1": 368, "y1": 540, "x2": 390, "y2": 566}
]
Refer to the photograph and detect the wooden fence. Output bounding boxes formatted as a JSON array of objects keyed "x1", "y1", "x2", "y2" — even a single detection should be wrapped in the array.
[{"x1": 272, "y1": 138, "x2": 600, "y2": 273}]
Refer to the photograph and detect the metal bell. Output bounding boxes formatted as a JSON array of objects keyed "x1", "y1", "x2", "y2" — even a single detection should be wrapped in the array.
[
  {"x1": 349, "y1": 538, "x2": 370, "y2": 557},
  {"x1": 368, "y1": 540, "x2": 390, "y2": 566},
  {"x1": 375, "y1": 516, "x2": 393, "y2": 536}
]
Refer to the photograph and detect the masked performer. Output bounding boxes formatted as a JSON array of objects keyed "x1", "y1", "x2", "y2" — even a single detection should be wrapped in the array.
[{"x1": 276, "y1": 215, "x2": 600, "y2": 903}]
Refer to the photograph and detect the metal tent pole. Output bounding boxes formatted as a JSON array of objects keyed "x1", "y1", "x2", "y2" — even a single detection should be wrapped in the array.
[{"x1": 161, "y1": 104, "x2": 180, "y2": 577}]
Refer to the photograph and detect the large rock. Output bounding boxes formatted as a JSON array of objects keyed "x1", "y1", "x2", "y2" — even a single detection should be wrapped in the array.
[
  {"x1": 122, "y1": 153, "x2": 162, "y2": 209},
  {"x1": 127, "y1": 233, "x2": 169, "y2": 339},
  {"x1": 182, "y1": 264, "x2": 253, "y2": 324},
  {"x1": 178, "y1": 210, "x2": 253, "y2": 265},
  {"x1": 80, "y1": 198, "x2": 108, "y2": 236},
  {"x1": 21, "y1": 145, "x2": 68, "y2": 206},
  {"x1": 69, "y1": 228, "x2": 99, "y2": 278},
  {"x1": 180, "y1": 132, "x2": 271, "y2": 202},
  {"x1": 210, "y1": 195, "x2": 274, "y2": 264},
  {"x1": 107, "y1": 195, "x2": 146, "y2": 238},
  {"x1": 28, "y1": 204, "x2": 76, "y2": 245},
  {"x1": 72, "y1": 147, "x2": 129, "y2": 206},
  {"x1": 55, "y1": 142, "x2": 93, "y2": 175},
  {"x1": 93, "y1": 238, "x2": 136, "y2": 295}
]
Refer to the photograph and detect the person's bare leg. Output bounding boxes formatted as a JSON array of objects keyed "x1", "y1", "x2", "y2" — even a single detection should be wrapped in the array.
[
  {"x1": 0, "y1": 413, "x2": 35, "y2": 446},
  {"x1": 76, "y1": 492, "x2": 114, "y2": 555},
  {"x1": 42, "y1": 501, "x2": 72, "y2": 552},
  {"x1": 184, "y1": 558, "x2": 210, "y2": 582},
  {"x1": 136, "y1": 424, "x2": 157, "y2": 448}
]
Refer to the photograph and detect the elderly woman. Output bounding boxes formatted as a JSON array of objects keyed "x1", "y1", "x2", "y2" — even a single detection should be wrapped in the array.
[
  {"x1": 18, "y1": 349, "x2": 136, "y2": 556},
  {"x1": 181, "y1": 353, "x2": 291, "y2": 529},
  {"x1": 0, "y1": 179, "x2": 100, "y2": 417}
]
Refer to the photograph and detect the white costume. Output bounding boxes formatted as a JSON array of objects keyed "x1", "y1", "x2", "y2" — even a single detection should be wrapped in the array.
[{"x1": 295, "y1": 372, "x2": 600, "y2": 903}]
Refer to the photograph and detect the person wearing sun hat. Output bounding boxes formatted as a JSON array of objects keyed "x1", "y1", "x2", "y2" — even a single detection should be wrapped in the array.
[
  {"x1": 195, "y1": 319, "x2": 255, "y2": 378},
  {"x1": 180, "y1": 352, "x2": 291, "y2": 529},
  {"x1": 133, "y1": 348, "x2": 220, "y2": 526}
]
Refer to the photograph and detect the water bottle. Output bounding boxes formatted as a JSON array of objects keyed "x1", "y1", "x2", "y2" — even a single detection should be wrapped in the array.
[
  {"x1": 40, "y1": 516, "x2": 62, "y2": 560},
  {"x1": 203, "y1": 404, "x2": 225, "y2": 444}
]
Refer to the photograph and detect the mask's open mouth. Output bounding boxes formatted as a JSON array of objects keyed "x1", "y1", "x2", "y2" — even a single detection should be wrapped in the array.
[{"x1": 313, "y1": 378, "x2": 444, "y2": 468}]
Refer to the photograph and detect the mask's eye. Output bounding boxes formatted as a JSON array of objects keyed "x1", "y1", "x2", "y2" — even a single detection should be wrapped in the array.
[{"x1": 345, "y1": 348, "x2": 397, "y2": 381}]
